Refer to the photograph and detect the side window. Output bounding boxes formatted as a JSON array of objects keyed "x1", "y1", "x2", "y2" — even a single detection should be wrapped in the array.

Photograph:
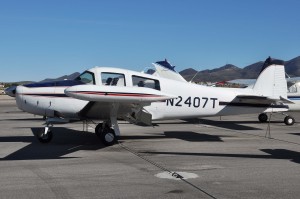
[
  {"x1": 132, "y1": 75, "x2": 160, "y2": 90},
  {"x1": 101, "y1": 72, "x2": 126, "y2": 86},
  {"x1": 75, "y1": 71, "x2": 95, "y2": 85},
  {"x1": 288, "y1": 85, "x2": 297, "y2": 93}
]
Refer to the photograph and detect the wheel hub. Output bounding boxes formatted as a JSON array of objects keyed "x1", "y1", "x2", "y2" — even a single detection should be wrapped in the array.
[{"x1": 105, "y1": 133, "x2": 115, "y2": 143}]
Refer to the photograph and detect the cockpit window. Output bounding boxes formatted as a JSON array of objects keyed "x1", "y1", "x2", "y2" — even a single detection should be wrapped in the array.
[
  {"x1": 132, "y1": 75, "x2": 160, "y2": 90},
  {"x1": 101, "y1": 72, "x2": 126, "y2": 86},
  {"x1": 75, "y1": 71, "x2": 95, "y2": 85}
]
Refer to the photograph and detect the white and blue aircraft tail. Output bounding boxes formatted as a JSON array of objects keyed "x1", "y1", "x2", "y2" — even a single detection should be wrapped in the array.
[{"x1": 5, "y1": 57, "x2": 289, "y2": 145}]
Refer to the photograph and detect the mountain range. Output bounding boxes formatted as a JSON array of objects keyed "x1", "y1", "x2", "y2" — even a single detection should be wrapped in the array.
[
  {"x1": 4, "y1": 56, "x2": 300, "y2": 85},
  {"x1": 39, "y1": 72, "x2": 80, "y2": 82},
  {"x1": 179, "y1": 56, "x2": 300, "y2": 82}
]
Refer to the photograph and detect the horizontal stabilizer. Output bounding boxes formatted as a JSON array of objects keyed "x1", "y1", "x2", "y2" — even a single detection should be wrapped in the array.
[
  {"x1": 236, "y1": 95, "x2": 291, "y2": 106},
  {"x1": 280, "y1": 96, "x2": 294, "y2": 104}
]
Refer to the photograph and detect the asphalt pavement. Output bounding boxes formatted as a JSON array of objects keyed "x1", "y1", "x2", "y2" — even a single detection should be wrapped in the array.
[{"x1": 0, "y1": 95, "x2": 300, "y2": 199}]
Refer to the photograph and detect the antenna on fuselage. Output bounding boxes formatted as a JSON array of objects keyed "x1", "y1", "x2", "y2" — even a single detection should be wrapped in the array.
[{"x1": 190, "y1": 70, "x2": 200, "y2": 83}]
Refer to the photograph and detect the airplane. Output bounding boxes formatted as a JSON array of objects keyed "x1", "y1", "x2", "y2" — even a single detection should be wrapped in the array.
[
  {"x1": 5, "y1": 57, "x2": 290, "y2": 146},
  {"x1": 229, "y1": 76, "x2": 300, "y2": 125}
]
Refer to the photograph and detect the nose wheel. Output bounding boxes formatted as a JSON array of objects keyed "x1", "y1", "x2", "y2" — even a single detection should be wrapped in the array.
[{"x1": 37, "y1": 126, "x2": 53, "y2": 143}]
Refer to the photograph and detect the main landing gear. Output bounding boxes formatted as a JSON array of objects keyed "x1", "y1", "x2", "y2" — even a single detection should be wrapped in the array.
[
  {"x1": 258, "y1": 113, "x2": 295, "y2": 126},
  {"x1": 95, "y1": 121, "x2": 117, "y2": 146},
  {"x1": 36, "y1": 114, "x2": 120, "y2": 146}
]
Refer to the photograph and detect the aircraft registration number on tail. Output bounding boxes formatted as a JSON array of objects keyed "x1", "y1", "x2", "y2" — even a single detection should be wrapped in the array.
[{"x1": 166, "y1": 96, "x2": 218, "y2": 108}]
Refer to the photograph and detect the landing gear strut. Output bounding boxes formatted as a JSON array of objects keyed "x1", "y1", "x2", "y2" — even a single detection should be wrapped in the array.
[{"x1": 37, "y1": 125, "x2": 53, "y2": 143}]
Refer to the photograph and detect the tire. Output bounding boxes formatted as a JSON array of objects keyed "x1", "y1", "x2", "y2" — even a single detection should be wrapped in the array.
[
  {"x1": 284, "y1": 116, "x2": 295, "y2": 126},
  {"x1": 95, "y1": 123, "x2": 103, "y2": 137},
  {"x1": 101, "y1": 128, "x2": 116, "y2": 146},
  {"x1": 37, "y1": 128, "x2": 53, "y2": 143},
  {"x1": 258, "y1": 113, "x2": 268, "y2": 123}
]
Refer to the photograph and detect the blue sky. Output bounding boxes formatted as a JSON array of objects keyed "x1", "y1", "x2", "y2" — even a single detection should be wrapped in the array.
[{"x1": 1, "y1": 0, "x2": 300, "y2": 82}]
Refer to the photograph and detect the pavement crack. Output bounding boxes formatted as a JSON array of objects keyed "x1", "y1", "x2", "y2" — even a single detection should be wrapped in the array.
[{"x1": 117, "y1": 141, "x2": 218, "y2": 199}]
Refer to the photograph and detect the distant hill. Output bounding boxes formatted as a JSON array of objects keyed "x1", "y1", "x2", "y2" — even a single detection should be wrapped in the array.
[
  {"x1": 4, "y1": 56, "x2": 300, "y2": 85},
  {"x1": 3, "y1": 72, "x2": 80, "y2": 86},
  {"x1": 179, "y1": 56, "x2": 300, "y2": 82},
  {"x1": 285, "y1": 56, "x2": 300, "y2": 76}
]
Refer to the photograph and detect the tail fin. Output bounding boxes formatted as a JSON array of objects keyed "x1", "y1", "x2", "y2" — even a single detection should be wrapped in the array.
[{"x1": 253, "y1": 57, "x2": 287, "y2": 99}]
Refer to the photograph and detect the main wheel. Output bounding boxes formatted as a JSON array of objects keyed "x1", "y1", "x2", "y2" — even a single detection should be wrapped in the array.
[
  {"x1": 258, "y1": 113, "x2": 268, "y2": 123},
  {"x1": 95, "y1": 123, "x2": 103, "y2": 138},
  {"x1": 284, "y1": 116, "x2": 295, "y2": 126},
  {"x1": 37, "y1": 128, "x2": 53, "y2": 143},
  {"x1": 100, "y1": 128, "x2": 116, "y2": 146}
]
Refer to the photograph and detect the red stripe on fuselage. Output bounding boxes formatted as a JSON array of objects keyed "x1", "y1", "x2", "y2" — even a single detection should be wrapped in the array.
[{"x1": 73, "y1": 91, "x2": 162, "y2": 98}]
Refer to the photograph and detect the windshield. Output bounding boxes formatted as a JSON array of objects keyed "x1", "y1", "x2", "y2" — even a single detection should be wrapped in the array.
[{"x1": 75, "y1": 71, "x2": 95, "y2": 85}]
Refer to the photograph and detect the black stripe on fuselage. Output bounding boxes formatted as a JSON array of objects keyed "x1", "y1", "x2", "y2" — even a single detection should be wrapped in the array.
[
  {"x1": 22, "y1": 93, "x2": 69, "y2": 97},
  {"x1": 73, "y1": 91, "x2": 161, "y2": 97},
  {"x1": 219, "y1": 101, "x2": 288, "y2": 108},
  {"x1": 288, "y1": 96, "x2": 300, "y2": 100},
  {"x1": 24, "y1": 80, "x2": 84, "y2": 88}
]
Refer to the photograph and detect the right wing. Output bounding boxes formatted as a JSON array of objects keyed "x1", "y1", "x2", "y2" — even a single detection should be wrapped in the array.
[
  {"x1": 65, "y1": 85, "x2": 175, "y2": 103},
  {"x1": 65, "y1": 85, "x2": 176, "y2": 125}
]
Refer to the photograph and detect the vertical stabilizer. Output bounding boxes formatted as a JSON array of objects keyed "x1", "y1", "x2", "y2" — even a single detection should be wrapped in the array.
[{"x1": 253, "y1": 57, "x2": 287, "y2": 99}]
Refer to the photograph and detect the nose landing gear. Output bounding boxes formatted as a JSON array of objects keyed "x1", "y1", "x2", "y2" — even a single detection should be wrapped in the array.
[{"x1": 37, "y1": 125, "x2": 53, "y2": 143}]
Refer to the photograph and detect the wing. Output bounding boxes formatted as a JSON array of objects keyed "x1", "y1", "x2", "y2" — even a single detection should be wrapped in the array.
[
  {"x1": 65, "y1": 85, "x2": 175, "y2": 103},
  {"x1": 65, "y1": 85, "x2": 176, "y2": 125}
]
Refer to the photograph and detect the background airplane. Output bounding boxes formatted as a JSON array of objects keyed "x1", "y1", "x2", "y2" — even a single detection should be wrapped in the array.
[
  {"x1": 5, "y1": 57, "x2": 289, "y2": 146},
  {"x1": 229, "y1": 76, "x2": 300, "y2": 125}
]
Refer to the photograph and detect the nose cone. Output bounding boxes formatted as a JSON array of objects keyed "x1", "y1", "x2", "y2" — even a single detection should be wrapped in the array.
[{"x1": 4, "y1": 86, "x2": 17, "y2": 97}]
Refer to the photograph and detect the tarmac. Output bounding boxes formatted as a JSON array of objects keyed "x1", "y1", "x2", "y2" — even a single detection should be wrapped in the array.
[{"x1": 0, "y1": 94, "x2": 300, "y2": 199}]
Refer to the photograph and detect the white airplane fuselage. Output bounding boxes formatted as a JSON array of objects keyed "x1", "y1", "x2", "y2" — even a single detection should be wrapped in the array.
[{"x1": 5, "y1": 57, "x2": 289, "y2": 145}]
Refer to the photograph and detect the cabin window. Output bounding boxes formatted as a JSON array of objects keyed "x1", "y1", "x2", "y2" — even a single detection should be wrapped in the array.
[
  {"x1": 288, "y1": 84, "x2": 297, "y2": 93},
  {"x1": 132, "y1": 75, "x2": 160, "y2": 90},
  {"x1": 101, "y1": 72, "x2": 126, "y2": 86},
  {"x1": 75, "y1": 71, "x2": 95, "y2": 85}
]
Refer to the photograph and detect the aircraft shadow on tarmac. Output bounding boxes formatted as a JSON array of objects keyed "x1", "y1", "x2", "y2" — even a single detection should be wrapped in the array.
[
  {"x1": 119, "y1": 131, "x2": 232, "y2": 142},
  {"x1": 181, "y1": 118, "x2": 264, "y2": 131},
  {"x1": 143, "y1": 149, "x2": 300, "y2": 165},
  {"x1": 0, "y1": 127, "x2": 106, "y2": 161},
  {"x1": 0, "y1": 127, "x2": 235, "y2": 160},
  {"x1": 289, "y1": 133, "x2": 300, "y2": 136}
]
